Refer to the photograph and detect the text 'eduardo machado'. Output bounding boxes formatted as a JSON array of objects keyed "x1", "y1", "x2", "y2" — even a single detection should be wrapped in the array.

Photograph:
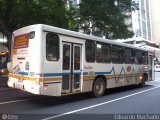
[{"x1": 114, "y1": 114, "x2": 160, "y2": 120}]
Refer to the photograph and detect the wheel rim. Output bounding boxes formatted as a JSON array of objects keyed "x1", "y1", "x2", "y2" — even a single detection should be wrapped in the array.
[
  {"x1": 94, "y1": 78, "x2": 105, "y2": 97},
  {"x1": 95, "y1": 82, "x2": 103, "y2": 94}
]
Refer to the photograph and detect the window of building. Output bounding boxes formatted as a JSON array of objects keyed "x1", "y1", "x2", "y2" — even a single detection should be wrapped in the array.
[
  {"x1": 46, "y1": 33, "x2": 59, "y2": 61},
  {"x1": 96, "y1": 43, "x2": 111, "y2": 63},
  {"x1": 111, "y1": 45, "x2": 123, "y2": 63},
  {"x1": 85, "y1": 41, "x2": 95, "y2": 62}
]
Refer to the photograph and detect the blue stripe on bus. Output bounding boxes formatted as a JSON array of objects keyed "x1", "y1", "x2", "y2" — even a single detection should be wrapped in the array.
[
  {"x1": 43, "y1": 72, "x2": 88, "y2": 77},
  {"x1": 17, "y1": 72, "x2": 29, "y2": 76},
  {"x1": 95, "y1": 67, "x2": 115, "y2": 75},
  {"x1": 15, "y1": 66, "x2": 124, "y2": 77},
  {"x1": 17, "y1": 72, "x2": 88, "y2": 77},
  {"x1": 43, "y1": 73, "x2": 62, "y2": 77}
]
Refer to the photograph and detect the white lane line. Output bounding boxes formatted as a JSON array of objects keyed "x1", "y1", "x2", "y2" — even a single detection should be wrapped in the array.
[
  {"x1": 0, "y1": 97, "x2": 43, "y2": 105},
  {"x1": 42, "y1": 86, "x2": 160, "y2": 120}
]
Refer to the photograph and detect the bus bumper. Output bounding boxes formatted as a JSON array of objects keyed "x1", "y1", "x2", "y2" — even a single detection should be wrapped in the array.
[
  {"x1": 8, "y1": 77, "x2": 41, "y2": 95},
  {"x1": 8, "y1": 76, "x2": 62, "y2": 96}
]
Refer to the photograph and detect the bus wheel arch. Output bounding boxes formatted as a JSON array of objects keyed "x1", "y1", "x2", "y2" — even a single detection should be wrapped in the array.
[{"x1": 92, "y1": 76, "x2": 106, "y2": 97}]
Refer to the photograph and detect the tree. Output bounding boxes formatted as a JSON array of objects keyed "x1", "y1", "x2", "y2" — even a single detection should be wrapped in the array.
[
  {"x1": 0, "y1": 0, "x2": 68, "y2": 49},
  {"x1": 69, "y1": 0, "x2": 138, "y2": 39}
]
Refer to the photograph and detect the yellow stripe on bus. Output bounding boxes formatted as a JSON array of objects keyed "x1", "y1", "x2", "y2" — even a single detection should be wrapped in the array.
[
  {"x1": 83, "y1": 73, "x2": 142, "y2": 81},
  {"x1": 43, "y1": 77, "x2": 62, "y2": 81},
  {"x1": 8, "y1": 73, "x2": 142, "y2": 82},
  {"x1": 8, "y1": 73, "x2": 62, "y2": 82},
  {"x1": 8, "y1": 73, "x2": 36, "y2": 81}
]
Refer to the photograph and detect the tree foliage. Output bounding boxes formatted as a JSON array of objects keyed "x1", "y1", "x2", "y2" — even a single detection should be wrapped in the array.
[
  {"x1": 69, "y1": 0, "x2": 138, "y2": 39},
  {"x1": 0, "y1": 0, "x2": 68, "y2": 37}
]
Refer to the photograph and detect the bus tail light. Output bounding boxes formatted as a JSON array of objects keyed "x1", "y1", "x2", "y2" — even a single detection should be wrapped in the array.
[
  {"x1": 44, "y1": 85, "x2": 48, "y2": 90},
  {"x1": 35, "y1": 78, "x2": 40, "y2": 82},
  {"x1": 35, "y1": 78, "x2": 40, "y2": 85}
]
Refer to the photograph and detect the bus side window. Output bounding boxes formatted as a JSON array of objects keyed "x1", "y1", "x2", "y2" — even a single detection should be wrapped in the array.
[
  {"x1": 85, "y1": 41, "x2": 95, "y2": 63},
  {"x1": 111, "y1": 45, "x2": 123, "y2": 63},
  {"x1": 143, "y1": 52, "x2": 148, "y2": 65},
  {"x1": 46, "y1": 33, "x2": 59, "y2": 61},
  {"x1": 135, "y1": 50, "x2": 143, "y2": 64},
  {"x1": 124, "y1": 47, "x2": 134, "y2": 64},
  {"x1": 96, "y1": 43, "x2": 111, "y2": 63}
]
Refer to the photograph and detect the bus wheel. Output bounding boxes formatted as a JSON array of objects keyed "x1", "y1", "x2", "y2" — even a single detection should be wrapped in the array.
[{"x1": 92, "y1": 77, "x2": 106, "y2": 97}]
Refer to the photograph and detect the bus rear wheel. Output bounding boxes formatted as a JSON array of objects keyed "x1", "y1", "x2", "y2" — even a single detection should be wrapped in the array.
[{"x1": 92, "y1": 77, "x2": 106, "y2": 97}]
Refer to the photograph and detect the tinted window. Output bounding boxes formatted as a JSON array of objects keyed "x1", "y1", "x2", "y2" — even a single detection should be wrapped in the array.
[
  {"x1": 124, "y1": 48, "x2": 134, "y2": 64},
  {"x1": 85, "y1": 41, "x2": 95, "y2": 62},
  {"x1": 111, "y1": 45, "x2": 123, "y2": 63},
  {"x1": 143, "y1": 51, "x2": 148, "y2": 65},
  {"x1": 63, "y1": 44, "x2": 70, "y2": 70},
  {"x1": 74, "y1": 46, "x2": 81, "y2": 70},
  {"x1": 135, "y1": 50, "x2": 143, "y2": 64},
  {"x1": 46, "y1": 33, "x2": 59, "y2": 61},
  {"x1": 96, "y1": 43, "x2": 111, "y2": 63}
]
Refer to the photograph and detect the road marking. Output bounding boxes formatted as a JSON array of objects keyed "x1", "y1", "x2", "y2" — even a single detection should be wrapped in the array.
[
  {"x1": 42, "y1": 86, "x2": 160, "y2": 120},
  {"x1": 0, "y1": 97, "x2": 43, "y2": 105}
]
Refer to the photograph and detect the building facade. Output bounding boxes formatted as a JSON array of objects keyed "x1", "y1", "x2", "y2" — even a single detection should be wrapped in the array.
[
  {"x1": 149, "y1": 0, "x2": 160, "y2": 44},
  {"x1": 132, "y1": 0, "x2": 151, "y2": 41},
  {"x1": 0, "y1": 33, "x2": 7, "y2": 43}
]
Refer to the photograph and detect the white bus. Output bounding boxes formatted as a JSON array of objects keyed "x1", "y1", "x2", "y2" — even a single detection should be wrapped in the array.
[{"x1": 8, "y1": 24, "x2": 155, "y2": 97}]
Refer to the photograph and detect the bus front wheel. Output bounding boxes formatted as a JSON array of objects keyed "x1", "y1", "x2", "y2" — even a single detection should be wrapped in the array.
[{"x1": 92, "y1": 77, "x2": 106, "y2": 97}]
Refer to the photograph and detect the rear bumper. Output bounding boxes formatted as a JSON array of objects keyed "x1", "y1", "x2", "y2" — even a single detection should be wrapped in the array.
[
  {"x1": 8, "y1": 77, "x2": 41, "y2": 95},
  {"x1": 8, "y1": 73, "x2": 62, "y2": 96}
]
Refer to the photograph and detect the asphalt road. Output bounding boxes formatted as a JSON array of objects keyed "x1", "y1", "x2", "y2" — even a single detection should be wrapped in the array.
[{"x1": 0, "y1": 73, "x2": 160, "y2": 120}]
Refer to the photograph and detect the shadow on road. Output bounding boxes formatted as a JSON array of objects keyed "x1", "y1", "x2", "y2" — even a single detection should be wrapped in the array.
[{"x1": 24, "y1": 84, "x2": 152, "y2": 108}]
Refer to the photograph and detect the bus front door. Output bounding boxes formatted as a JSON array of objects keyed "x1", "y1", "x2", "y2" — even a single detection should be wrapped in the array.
[{"x1": 62, "y1": 42, "x2": 82, "y2": 94}]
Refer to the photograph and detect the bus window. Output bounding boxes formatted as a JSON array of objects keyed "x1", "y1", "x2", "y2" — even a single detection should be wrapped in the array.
[
  {"x1": 134, "y1": 50, "x2": 143, "y2": 64},
  {"x1": 0, "y1": 54, "x2": 7, "y2": 69},
  {"x1": 96, "y1": 43, "x2": 111, "y2": 63},
  {"x1": 111, "y1": 45, "x2": 123, "y2": 63},
  {"x1": 85, "y1": 41, "x2": 95, "y2": 63},
  {"x1": 143, "y1": 52, "x2": 148, "y2": 65},
  {"x1": 46, "y1": 33, "x2": 59, "y2": 61},
  {"x1": 74, "y1": 46, "x2": 81, "y2": 70},
  {"x1": 124, "y1": 48, "x2": 134, "y2": 64},
  {"x1": 63, "y1": 44, "x2": 70, "y2": 70}
]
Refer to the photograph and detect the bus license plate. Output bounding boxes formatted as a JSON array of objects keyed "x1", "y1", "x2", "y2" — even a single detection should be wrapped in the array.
[{"x1": 16, "y1": 82, "x2": 23, "y2": 89}]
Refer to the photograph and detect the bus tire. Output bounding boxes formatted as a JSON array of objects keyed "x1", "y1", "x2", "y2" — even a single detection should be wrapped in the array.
[{"x1": 92, "y1": 77, "x2": 106, "y2": 97}]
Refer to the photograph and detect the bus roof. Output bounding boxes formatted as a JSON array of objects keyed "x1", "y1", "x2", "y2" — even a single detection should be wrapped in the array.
[{"x1": 13, "y1": 24, "x2": 154, "y2": 53}]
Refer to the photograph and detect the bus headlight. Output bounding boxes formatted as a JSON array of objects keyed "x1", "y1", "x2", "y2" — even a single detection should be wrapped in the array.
[
  {"x1": 0, "y1": 69, "x2": 4, "y2": 73},
  {"x1": 144, "y1": 66, "x2": 149, "y2": 69}
]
